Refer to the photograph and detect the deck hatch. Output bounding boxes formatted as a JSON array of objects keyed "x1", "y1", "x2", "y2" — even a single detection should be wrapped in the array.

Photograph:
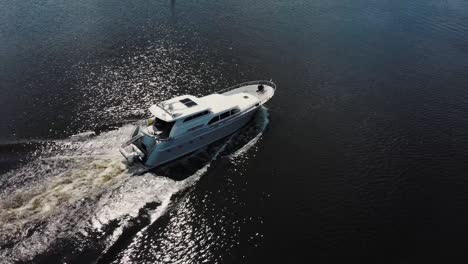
[{"x1": 180, "y1": 98, "x2": 197, "y2": 107}]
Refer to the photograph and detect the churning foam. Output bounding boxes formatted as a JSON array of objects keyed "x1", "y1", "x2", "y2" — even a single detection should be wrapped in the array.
[
  {"x1": 0, "y1": 107, "x2": 269, "y2": 263},
  {"x1": 0, "y1": 125, "x2": 134, "y2": 262},
  {"x1": 0, "y1": 124, "x2": 196, "y2": 262}
]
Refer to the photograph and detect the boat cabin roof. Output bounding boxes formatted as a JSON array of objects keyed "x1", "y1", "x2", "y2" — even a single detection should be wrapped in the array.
[
  {"x1": 149, "y1": 92, "x2": 256, "y2": 122},
  {"x1": 149, "y1": 95, "x2": 205, "y2": 122}
]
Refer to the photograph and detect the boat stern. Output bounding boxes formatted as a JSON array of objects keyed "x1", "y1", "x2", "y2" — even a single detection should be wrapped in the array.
[
  {"x1": 119, "y1": 143, "x2": 145, "y2": 164},
  {"x1": 119, "y1": 126, "x2": 148, "y2": 164}
]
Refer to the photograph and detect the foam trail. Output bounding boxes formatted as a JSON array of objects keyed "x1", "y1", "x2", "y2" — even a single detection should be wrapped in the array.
[
  {"x1": 0, "y1": 125, "x2": 137, "y2": 263},
  {"x1": 0, "y1": 105, "x2": 270, "y2": 264},
  {"x1": 0, "y1": 109, "x2": 268, "y2": 263}
]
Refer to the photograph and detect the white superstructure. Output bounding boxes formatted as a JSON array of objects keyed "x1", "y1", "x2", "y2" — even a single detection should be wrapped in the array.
[{"x1": 120, "y1": 80, "x2": 276, "y2": 168}]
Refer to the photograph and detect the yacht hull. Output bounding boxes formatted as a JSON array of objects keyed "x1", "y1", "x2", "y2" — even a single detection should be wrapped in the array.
[{"x1": 120, "y1": 80, "x2": 275, "y2": 168}]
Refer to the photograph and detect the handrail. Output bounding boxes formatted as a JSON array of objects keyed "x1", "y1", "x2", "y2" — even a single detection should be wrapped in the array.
[
  {"x1": 152, "y1": 80, "x2": 276, "y2": 118},
  {"x1": 121, "y1": 133, "x2": 144, "y2": 148},
  {"x1": 154, "y1": 103, "x2": 176, "y2": 118},
  {"x1": 216, "y1": 80, "x2": 277, "y2": 94}
]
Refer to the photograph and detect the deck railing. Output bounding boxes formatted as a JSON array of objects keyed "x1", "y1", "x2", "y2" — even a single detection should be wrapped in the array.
[
  {"x1": 216, "y1": 80, "x2": 277, "y2": 94},
  {"x1": 153, "y1": 80, "x2": 276, "y2": 118},
  {"x1": 154, "y1": 103, "x2": 177, "y2": 118}
]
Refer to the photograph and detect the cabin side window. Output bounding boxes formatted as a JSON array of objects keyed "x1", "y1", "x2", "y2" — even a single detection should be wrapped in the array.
[
  {"x1": 230, "y1": 108, "x2": 240, "y2": 115},
  {"x1": 184, "y1": 110, "x2": 209, "y2": 123},
  {"x1": 220, "y1": 111, "x2": 230, "y2": 120},
  {"x1": 208, "y1": 116, "x2": 220, "y2": 125},
  {"x1": 208, "y1": 109, "x2": 237, "y2": 125}
]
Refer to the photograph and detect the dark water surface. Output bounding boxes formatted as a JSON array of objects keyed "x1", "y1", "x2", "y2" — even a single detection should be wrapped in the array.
[{"x1": 2, "y1": 0, "x2": 468, "y2": 263}]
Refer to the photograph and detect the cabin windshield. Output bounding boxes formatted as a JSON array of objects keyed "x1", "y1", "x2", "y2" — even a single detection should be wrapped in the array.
[{"x1": 153, "y1": 118, "x2": 175, "y2": 138}]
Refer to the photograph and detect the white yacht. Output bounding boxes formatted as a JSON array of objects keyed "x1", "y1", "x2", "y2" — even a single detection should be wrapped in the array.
[{"x1": 120, "y1": 80, "x2": 276, "y2": 168}]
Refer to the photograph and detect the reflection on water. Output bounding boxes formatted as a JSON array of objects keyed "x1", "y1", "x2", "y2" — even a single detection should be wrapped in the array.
[{"x1": 3, "y1": 0, "x2": 468, "y2": 262}]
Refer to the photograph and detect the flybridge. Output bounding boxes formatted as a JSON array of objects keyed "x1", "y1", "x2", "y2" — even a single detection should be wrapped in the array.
[
  {"x1": 148, "y1": 80, "x2": 277, "y2": 124},
  {"x1": 149, "y1": 95, "x2": 209, "y2": 122}
]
